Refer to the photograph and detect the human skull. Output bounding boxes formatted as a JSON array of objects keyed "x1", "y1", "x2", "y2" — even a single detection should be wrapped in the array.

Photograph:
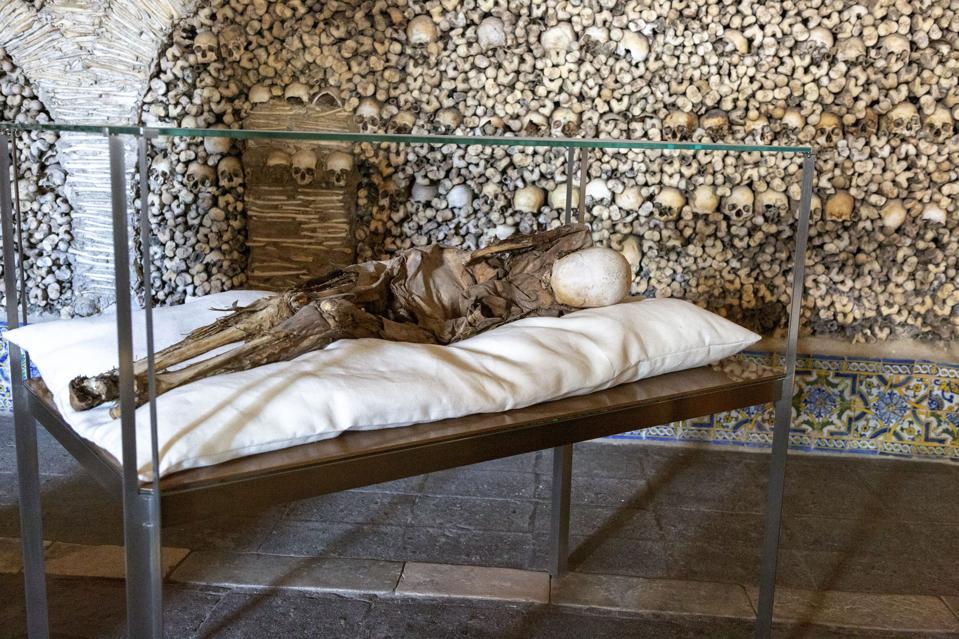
[
  {"x1": 522, "y1": 111, "x2": 550, "y2": 136},
  {"x1": 388, "y1": 110, "x2": 416, "y2": 134},
  {"x1": 410, "y1": 181, "x2": 438, "y2": 203},
  {"x1": 718, "y1": 29, "x2": 749, "y2": 55},
  {"x1": 325, "y1": 151, "x2": 354, "y2": 187},
  {"x1": 541, "y1": 23, "x2": 576, "y2": 59},
  {"x1": 691, "y1": 185, "x2": 719, "y2": 215},
  {"x1": 291, "y1": 149, "x2": 318, "y2": 187},
  {"x1": 407, "y1": 15, "x2": 438, "y2": 46},
  {"x1": 479, "y1": 115, "x2": 506, "y2": 136},
  {"x1": 249, "y1": 84, "x2": 271, "y2": 105},
  {"x1": 217, "y1": 157, "x2": 244, "y2": 189},
  {"x1": 652, "y1": 187, "x2": 686, "y2": 221},
  {"x1": 835, "y1": 37, "x2": 865, "y2": 63},
  {"x1": 701, "y1": 109, "x2": 730, "y2": 140},
  {"x1": 614, "y1": 186, "x2": 643, "y2": 211},
  {"x1": 923, "y1": 105, "x2": 954, "y2": 143},
  {"x1": 872, "y1": 34, "x2": 910, "y2": 73},
  {"x1": 617, "y1": 31, "x2": 649, "y2": 63},
  {"x1": 284, "y1": 82, "x2": 310, "y2": 105},
  {"x1": 825, "y1": 191, "x2": 854, "y2": 221},
  {"x1": 744, "y1": 114, "x2": 772, "y2": 143},
  {"x1": 481, "y1": 181, "x2": 504, "y2": 207},
  {"x1": 218, "y1": 25, "x2": 245, "y2": 62},
  {"x1": 446, "y1": 184, "x2": 473, "y2": 211},
  {"x1": 513, "y1": 186, "x2": 545, "y2": 213},
  {"x1": 815, "y1": 112, "x2": 843, "y2": 146},
  {"x1": 801, "y1": 27, "x2": 834, "y2": 63},
  {"x1": 548, "y1": 184, "x2": 580, "y2": 210},
  {"x1": 582, "y1": 26, "x2": 611, "y2": 55},
  {"x1": 779, "y1": 109, "x2": 805, "y2": 143},
  {"x1": 477, "y1": 17, "x2": 506, "y2": 50},
  {"x1": 185, "y1": 162, "x2": 215, "y2": 189},
  {"x1": 550, "y1": 107, "x2": 579, "y2": 137},
  {"x1": 754, "y1": 189, "x2": 789, "y2": 219},
  {"x1": 193, "y1": 31, "x2": 218, "y2": 64},
  {"x1": 265, "y1": 150, "x2": 291, "y2": 181},
  {"x1": 921, "y1": 203, "x2": 947, "y2": 224},
  {"x1": 149, "y1": 156, "x2": 171, "y2": 183},
  {"x1": 433, "y1": 107, "x2": 463, "y2": 134},
  {"x1": 551, "y1": 248, "x2": 631, "y2": 308},
  {"x1": 663, "y1": 111, "x2": 698, "y2": 141},
  {"x1": 883, "y1": 102, "x2": 920, "y2": 137},
  {"x1": 585, "y1": 178, "x2": 612, "y2": 205},
  {"x1": 203, "y1": 126, "x2": 232, "y2": 156},
  {"x1": 723, "y1": 186, "x2": 754, "y2": 222},
  {"x1": 848, "y1": 108, "x2": 878, "y2": 138},
  {"x1": 881, "y1": 200, "x2": 906, "y2": 232},
  {"x1": 354, "y1": 98, "x2": 382, "y2": 131}
]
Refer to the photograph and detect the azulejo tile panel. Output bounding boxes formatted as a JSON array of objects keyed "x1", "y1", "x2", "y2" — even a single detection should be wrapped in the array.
[{"x1": 1, "y1": 322, "x2": 956, "y2": 462}]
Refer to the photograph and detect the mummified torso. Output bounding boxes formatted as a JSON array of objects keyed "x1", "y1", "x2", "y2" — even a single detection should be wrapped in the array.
[{"x1": 70, "y1": 224, "x2": 593, "y2": 413}]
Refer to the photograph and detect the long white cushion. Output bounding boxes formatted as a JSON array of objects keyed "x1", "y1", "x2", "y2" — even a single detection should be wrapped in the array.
[{"x1": 5, "y1": 291, "x2": 759, "y2": 479}]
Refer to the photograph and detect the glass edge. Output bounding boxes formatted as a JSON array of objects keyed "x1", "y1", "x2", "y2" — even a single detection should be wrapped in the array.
[{"x1": 0, "y1": 121, "x2": 813, "y2": 154}]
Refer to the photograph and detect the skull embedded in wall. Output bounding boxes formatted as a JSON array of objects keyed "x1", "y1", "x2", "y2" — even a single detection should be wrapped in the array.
[
  {"x1": 354, "y1": 98, "x2": 383, "y2": 132},
  {"x1": 149, "y1": 155, "x2": 172, "y2": 184},
  {"x1": 540, "y1": 23, "x2": 576, "y2": 64},
  {"x1": 663, "y1": 111, "x2": 698, "y2": 141},
  {"x1": 582, "y1": 26, "x2": 611, "y2": 55},
  {"x1": 872, "y1": 34, "x2": 910, "y2": 73},
  {"x1": 193, "y1": 31, "x2": 218, "y2": 64},
  {"x1": 825, "y1": 191, "x2": 854, "y2": 221},
  {"x1": 284, "y1": 82, "x2": 310, "y2": 105},
  {"x1": 881, "y1": 200, "x2": 907, "y2": 232},
  {"x1": 801, "y1": 27, "x2": 834, "y2": 63},
  {"x1": 410, "y1": 181, "x2": 438, "y2": 203},
  {"x1": 217, "y1": 157, "x2": 244, "y2": 189},
  {"x1": 718, "y1": 29, "x2": 749, "y2": 56},
  {"x1": 778, "y1": 109, "x2": 805, "y2": 144},
  {"x1": 433, "y1": 107, "x2": 463, "y2": 134},
  {"x1": 479, "y1": 115, "x2": 506, "y2": 136},
  {"x1": 722, "y1": 186, "x2": 754, "y2": 222},
  {"x1": 815, "y1": 112, "x2": 843, "y2": 147},
  {"x1": 185, "y1": 162, "x2": 215, "y2": 189},
  {"x1": 835, "y1": 37, "x2": 866, "y2": 64},
  {"x1": 550, "y1": 107, "x2": 579, "y2": 136},
  {"x1": 585, "y1": 178, "x2": 612, "y2": 205},
  {"x1": 265, "y1": 150, "x2": 291, "y2": 182},
  {"x1": 701, "y1": 109, "x2": 729, "y2": 140},
  {"x1": 407, "y1": 16, "x2": 438, "y2": 46},
  {"x1": 548, "y1": 184, "x2": 580, "y2": 210},
  {"x1": 477, "y1": 17, "x2": 506, "y2": 50},
  {"x1": 921, "y1": 203, "x2": 947, "y2": 224},
  {"x1": 883, "y1": 102, "x2": 920, "y2": 137},
  {"x1": 388, "y1": 110, "x2": 416, "y2": 134},
  {"x1": 754, "y1": 189, "x2": 789, "y2": 220},
  {"x1": 617, "y1": 31, "x2": 649, "y2": 63},
  {"x1": 291, "y1": 149, "x2": 318, "y2": 187},
  {"x1": 249, "y1": 84, "x2": 271, "y2": 105},
  {"x1": 847, "y1": 108, "x2": 878, "y2": 138},
  {"x1": 744, "y1": 114, "x2": 772, "y2": 144},
  {"x1": 652, "y1": 188, "x2": 686, "y2": 222},
  {"x1": 446, "y1": 184, "x2": 473, "y2": 211},
  {"x1": 691, "y1": 185, "x2": 719, "y2": 215},
  {"x1": 514, "y1": 186, "x2": 545, "y2": 213},
  {"x1": 324, "y1": 151, "x2": 354, "y2": 187},
  {"x1": 614, "y1": 186, "x2": 643, "y2": 211},
  {"x1": 522, "y1": 112, "x2": 550, "y2": 136},
  {"x1": 922, "y1": 105, "x2": 954, "y2": 143},
  {"x1": 218, "y1": 25, "x2": 245, "y2": 62}
]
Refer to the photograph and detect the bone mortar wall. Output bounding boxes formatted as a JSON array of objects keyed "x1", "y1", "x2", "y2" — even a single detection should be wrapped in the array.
[
  {"x1": 0, "y1": 47, "x2": 74, "y2": 316},
  {"x1": 1, "y1": 0, "x2": 947, "y2": 342}
]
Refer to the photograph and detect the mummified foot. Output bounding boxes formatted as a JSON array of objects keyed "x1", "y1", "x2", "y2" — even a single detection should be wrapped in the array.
[{"x1": 69, "y1": 370, "x2": 120, "y2": 411}]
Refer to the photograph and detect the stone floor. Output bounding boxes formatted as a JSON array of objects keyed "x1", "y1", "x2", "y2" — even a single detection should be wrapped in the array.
[{"x1": 2, "y1": 418, "x2": 959, "y2": 638}]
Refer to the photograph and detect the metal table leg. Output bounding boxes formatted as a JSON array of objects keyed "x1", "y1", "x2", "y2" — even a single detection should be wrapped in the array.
[
  {"x1": 549, "y1": 444, "x2": 573, "y2": 576},
  {"x1": 1, "y1": 132, "x2": 49, "y2": 638}
]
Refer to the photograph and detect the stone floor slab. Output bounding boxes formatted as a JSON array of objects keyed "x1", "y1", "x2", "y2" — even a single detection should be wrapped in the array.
[
  {"x1": 171, "y1": 550, "x2": 403, "y2": 595},
  {"x1": 44, "y1": 542, "x2": 190, "y2": 579},
  {"x1": 745, "y1": 587, "x2": 959, "y2": 633},
  {"x1": 396, "y1": 562, "x2": 549, "y2": 603},
  {"x1": 0, "y1": 536, "x2": 23, "y2": 574},
  {"x1": 551, "y1": 571, "x2": 755, "y2": 619}
]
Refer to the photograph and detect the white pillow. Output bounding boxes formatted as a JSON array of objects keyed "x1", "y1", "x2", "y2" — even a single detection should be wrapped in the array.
[{"x1": 6, "y1": 292, "x2": 759, "y2": 479}]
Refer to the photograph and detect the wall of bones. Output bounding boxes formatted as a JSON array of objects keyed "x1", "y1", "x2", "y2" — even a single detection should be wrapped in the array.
[{"x1": 2, "y1": 0, "x2": 959, "y2": 342}]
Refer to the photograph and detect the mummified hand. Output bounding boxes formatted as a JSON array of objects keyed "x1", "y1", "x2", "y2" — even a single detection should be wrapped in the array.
[{"x1": 67, "y1": 224, "x2": 630, "y2": 416}]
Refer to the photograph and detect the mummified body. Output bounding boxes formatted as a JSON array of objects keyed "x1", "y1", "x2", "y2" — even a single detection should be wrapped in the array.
[{"x1": 69, "y1": 224, "x2": 596, "y2": 415}]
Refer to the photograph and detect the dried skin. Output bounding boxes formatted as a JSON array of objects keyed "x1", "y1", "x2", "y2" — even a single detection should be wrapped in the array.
[{"x1": 69, "y1": 224, "x2": 592, "y2": 415}]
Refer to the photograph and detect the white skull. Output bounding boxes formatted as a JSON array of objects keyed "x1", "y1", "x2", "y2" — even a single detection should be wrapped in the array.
[
  {"x1": 149, "y1": 156, "x2": 171, "y2": 183},
  {"x1": 203, "y1": 125, "x2": 232, "y2": 156},
  {"x1": 652, "y1": 187, "x2": 686, "y2": 221},
  {"x1": 513, "y1": 186, "x2": 545, "y2": 213},
  {"x1": 479, "y1": 115, "x2": 506, "y2": 135},
  {"x1": 291, "y1": 149, "x2": 318, "y2": 186},
  {"x1": 193, "y1": 31, "x2": 218, "y2": 64},
  {"x1": 614, "y1": 186, "x2": 643, "y2": 211},
  {"x1": 522, "y1": 111, "x2": 550, "y2": 136},
  {"x1": 217, "y1": 157, "x2": 244, "y2": 189},
  {"x1": 446, "y1": 184, "x2": 473, "y2": 211},
  {"x1": 355, "y1": 98, "x2": 383, "y2": 132},
  {"x1": 744, "y1": 114, "x2": 772, "y2": 143},
  {"x1": 754, "y1": 189, "x2": 789, "y2": 219},
  {"x1": 550, "y1": 107, "x2": 579, "y2": 136},
  {"x1": 218, "y1": 25, "x2": 245, "y2": 62},
  {"x1": 582, "y1": 26, "x2": 611, "y2": 55},
  {"x1": 835, "y1": 37, "x2": 865, "y2": 63},
  {"x1": 923, "y1": 105, "x2": 954, "y2": 143},
  {"x1": 815, "y1": 112, "x2": 843, "y2": 146},
  {"x1": 873, "y1": 34, "x2": 910, "y2": 73},
  {"x1": 185, "y1": 162, "x2": 215, "y2": 189},
  {"x1": 921, "y1": 203, "x2": 947, "y2": 224},
  {"x1": 549, "y1": 184, "x2": 580, "y2": 210},
  {"x1": 825, "y1": 191, "x2": 854, "y2": 221},
  {"x1": 284, "y1": 82, "x2": 310, "y2": 105},
  {"x1": 410, "y1": 181, "x2": 438, "y2": 203},
  {"x1": 617, "y1": 31, "x2": 649, "y2": 63},
  {"x1": 883, "y1": 102, "x2": 920, "y2": 137},
  {"x1": 551, "y1": 247, "x2": 630, "y2": 308},
  {"x1": 779, "y1": 109, "x2": 805, "y2": 143},
  {"x1": 407, "y1": 16, "x2": 438, "y2": 46},
  {"x1": 881, "y1": 200, "x2": 907, "y2": 232},
  {"x1": 801, "y1": 27, "x2": 834, "y2": 63},
  {"x1": 585, "y1": 178, "x2": 612, "y2": 205},
  {"x1": 388, "y1": 110, "x2": 416, "y2": 134},
  {"x1": 541, "y1": 23, "x2": 576, "y2": 63},
  {"x1": 691, "y1": 185, "x2": 719, "y2": 215},
  {"x1": 325, "y1": 151, "x2": 354, "y2": 187},
  {"x1": 663, "y1": 111, "x2": 698, "y2": 141},
  {"x1": 701, "y1": 109, "x2": 729, "y2": 139},
  {"x1": 477, "y1": 17, "x2": 506, "y2": 50},
  {"x1": 848, "y1": 108, "x2": 879, "y2": 138},
  {"x1": 433, "y1": 107, "x2": 463, "y2": 134},
  {"x1": 723, "y1": 186, "x2": 754, "y2": 222},
  {"x1": 250, "y1": 84, "x2": 271, "y2": 105},
  {"x1": 265, "y1": 150, "x2": 291, "y2": 181}
]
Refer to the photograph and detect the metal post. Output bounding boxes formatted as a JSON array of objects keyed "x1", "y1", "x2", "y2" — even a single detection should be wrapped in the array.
[
  {"x1": 755, "y1": 153, "x2": 814, "y2": 639},
  {"x1": 109, "y1": 134, "x2": 163, "y2": 639},
  {"x1": 564, "y1": 147, "x2": 574, "y2": 225},
  {"x1": 138, "y1": 129, "x2": 161, "y2": 489},
  {"x1": 2, "y1": 132, "x2": 50, "y2": 639},
  {"x1": 549, "y1": 444, "x2": 573, "y2": 576},
  {"x1": 577, "y1": 147, "x2": 588, "y2": 223}
]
